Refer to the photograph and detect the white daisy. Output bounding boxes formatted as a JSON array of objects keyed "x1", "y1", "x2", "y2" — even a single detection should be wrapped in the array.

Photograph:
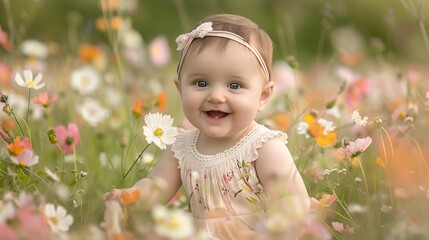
[
  {"x1": 44, "y1": 203, "x2": 73, "y2": 233},
  {"x1": 152, "y1": 205, "x2": 194, "y2": 240},
  {"x1": 20, "y1": 39, "x2": 49, "y2": 59},
  {"x1": 15, "y1": 69, "x2": 45, "y2": 89},
  {"x1": 70, "y1": 66, "x2": 100, "y2": 95},
  {"x1": 143, "y1": 112, "x2": 178, "y2": 150},
  {"x1": 78, "y1": 98, "x2": 110, "y2": 127}
]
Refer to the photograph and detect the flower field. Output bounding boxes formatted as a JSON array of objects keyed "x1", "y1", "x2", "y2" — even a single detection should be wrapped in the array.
[{"x1": 1, "y1": 0, "x2": 429, "y2": 239}]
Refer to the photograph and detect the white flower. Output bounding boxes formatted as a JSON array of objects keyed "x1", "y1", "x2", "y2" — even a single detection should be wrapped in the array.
[
  {"x1": 0, "y1": 201, "x2": 16, "y2": 223},
  {"x1": 44, "y1": 203, "x2": 74, "y2": 233},
  {"x1": 6, "y1": 92, "x2": 27, "y2": 116},
  {"x1": 317, "y1": 118, "x2": 336, "y2": 135},
  {"x1": 31, "y1": 104, "x2": 44, "y2": 121},
  {"x1": 54, "y1": 184, "x2": 70, "y2": 201},
  {"x1": 339, "y1": 137, "x2": 372, "y2": 159},
  {"x1": 296, "y1": 121, "x2": 309, "y2": 136},
  {"x1": 348, "y1": 203, "x2": 367, "y2": 213},
  {"x1": 70, "y1": 66, "x2": 100, "y2": 95},
  {"x1": 121, "y1": 28, "x2": 143, "y2": 49},
  {"x1": 176, "y1": 22, "x2": 213, "y2": 50},
  {"x1": 78, "y1": 99, "x2": 110, "y2": 127},
  {"x1": 15, "y1": 69, "x2": 45, "y2": 89},
  {"x1": 20, "y1": 39, "x2": 49, "y2": 59},
  {"x1": 45, "y1": 167, "x2": 60, "y2": 182},
  {"x1": 153, "y1": 205, "x2": 194, "y2": 240},
  {"x1": 326, "y1": 104, "x2": 341, "y2": 119},
  {"x1": 143, "y1": 112, "x2": 178, "y2": 150},
  {"x1": 142, "y1": 152, "x2": 154, "y2": 164},
  {"x1": 104, "y1": 87, "x2": 123, "y2": 107},
  {"x1": 351, "y1": 109, "x2": 368, "y2": 127}
]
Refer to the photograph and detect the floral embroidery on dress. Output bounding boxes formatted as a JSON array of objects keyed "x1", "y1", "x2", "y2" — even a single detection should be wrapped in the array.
[{"x1": 236, "y1": 159, "x2": 264, "y2": 206}]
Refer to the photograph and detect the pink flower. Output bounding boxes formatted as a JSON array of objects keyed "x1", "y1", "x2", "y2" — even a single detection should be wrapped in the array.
[
  {"x1": 15, "y1": 205, "x2": 52, "y2": 240},
  {"x1": 0, "y1": 25, "x2": 12, "y2": 51},
  {"x1": 332, "y1": 221, "x2": 354, "y2": 233},
  {"x1": 148, "y1": 36, "x2": 171, "y2": 67},
  {"x1": 0, "y1": 224, "x2": 18, "y2": 240},
  {"x1": 310, "y1": 193, "x2": 337, "y2": 209},
  {"x1": 54, "y1": 123, "x2": 80, "y2": 154},
  {"x1": 0, "y1": 62, "x2": 12, "y2": 85},
  {"x1": 32, "y1": 92, "x2": 59, "y2": 108},
  {"x1": 338, "y1": 137, "x2": 372, "y2": 160},
  {"x1": 345, "y1": 78, "x2": 370, "y2": 107},
  {"x1": 10, "y1": 148, "x2": 39, "y2": 167}
]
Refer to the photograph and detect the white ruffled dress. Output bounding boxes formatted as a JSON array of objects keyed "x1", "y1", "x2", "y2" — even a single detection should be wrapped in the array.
[{"x1": 171, "y1": 124, "x2": 287, "y2": 239}]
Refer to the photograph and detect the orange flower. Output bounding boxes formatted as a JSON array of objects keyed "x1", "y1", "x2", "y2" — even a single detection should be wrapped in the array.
[
  {"x1": 375, "y1": 156, "x2": 385, "y2": 168},
  {"x1": 96, "y1": 16, "x2": 123, "y2": 32},
  {"x1": 272, "y1": 112, "x2": 291, "y2": 131},
  {"x1": 131, "y1": 99, "x2": 145, "y2": 117},
  {"x1": 6, "y1": 137, "x2": 29, "y2": 155},
  {"x1": 79, "y1": 44, "x2": 101, "y2": 63},
  {"x1": 156, "y1": 92, "x2": 167, "y2": 112},
  {"x1": 110, "y1": 16, "x2": 123, "y2": 31},
  {"x1": 120, "y1": 188, "x2": 141, "y2": 205},
  {"x1": 95, "y1": 17, "x2": 108, "y2": 32},
  {"x1": 304, "y1": 114, "x2": 337, "y2": 147}
]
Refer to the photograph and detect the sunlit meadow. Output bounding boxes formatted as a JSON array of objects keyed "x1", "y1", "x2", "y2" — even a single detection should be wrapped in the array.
[{"x1": 1, "y1": 0, "x2": 429, "y2": 239}]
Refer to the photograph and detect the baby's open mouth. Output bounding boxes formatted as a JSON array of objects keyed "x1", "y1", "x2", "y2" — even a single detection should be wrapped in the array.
[{"x1": 206, "y1": 110, "x2": 229, "y2": 119}]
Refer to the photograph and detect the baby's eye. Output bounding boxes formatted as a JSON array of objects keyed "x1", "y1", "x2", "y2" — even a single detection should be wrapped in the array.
[
  {"x1": 194, "y1": 80, "x2": 208, "y2": 88},
  {"x1": 228, "y1": 82, "x2": 242, "y2": 90}
]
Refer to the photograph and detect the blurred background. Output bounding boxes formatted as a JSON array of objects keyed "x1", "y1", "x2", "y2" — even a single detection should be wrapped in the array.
[{"x1": 1, "y1": 0, "x2": 429, "y2": 65}]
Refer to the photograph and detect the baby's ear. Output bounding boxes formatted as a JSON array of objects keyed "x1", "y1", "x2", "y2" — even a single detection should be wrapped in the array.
[
  {"x1": 174, "y1": 78, "x2": 182, "y2": 94},
  {"x1": 258, "y1": 81, "x2": 274, "y2": 112}
]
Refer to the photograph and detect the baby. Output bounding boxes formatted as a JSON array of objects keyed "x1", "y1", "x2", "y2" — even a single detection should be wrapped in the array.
[{"x1": 105, "y1": 13, "x2": 309, "y2": 239}]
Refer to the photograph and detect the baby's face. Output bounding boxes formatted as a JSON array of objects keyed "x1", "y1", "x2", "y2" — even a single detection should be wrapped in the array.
[{"x1": 177, "y1": 40, "x2": 272, "y2": 142}]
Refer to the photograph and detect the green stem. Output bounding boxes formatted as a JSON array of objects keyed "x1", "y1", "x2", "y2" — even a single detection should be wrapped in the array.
[
  {"x1": 118, "y1": 143, "x2": 151, "y2": 187},
  {"x1": 26, "y1": 89, "x2": 31, "y2": 123}
]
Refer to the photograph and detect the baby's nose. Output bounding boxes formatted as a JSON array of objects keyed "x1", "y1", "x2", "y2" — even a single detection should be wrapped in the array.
[{"x1": 206, "y1": 87, "x2": 226, "y2": 103}]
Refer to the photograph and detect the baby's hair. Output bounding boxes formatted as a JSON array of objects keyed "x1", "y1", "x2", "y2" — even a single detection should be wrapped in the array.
[{"x1": 180, "y1": 14, "x2": 274, "y2": 79}]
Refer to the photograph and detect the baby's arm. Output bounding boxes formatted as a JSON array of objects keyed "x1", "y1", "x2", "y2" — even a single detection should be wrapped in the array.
[
  {"x1": 104, "y1": 146, "x2": 182, "y2": 206},
  {"x1": 255, "y1": 137, "x2": 310, "y2": 219}
]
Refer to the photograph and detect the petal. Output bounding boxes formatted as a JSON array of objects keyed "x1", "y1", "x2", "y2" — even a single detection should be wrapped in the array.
[
  {"x1": 23, "y1": 69, "x2": 32, "y2": 82},
  {"x1": 68, "y1": 123, "x2": 80, "y2": 144},
  {"x1": 15, "y1": 73, "x2": 25, "y2": 86},
  {"x1": 54, "y1": 125, "x2": 68, "y2": 143},
  {"x1": 34, "y1": 82, "x2": 45, "y2": 89},
  {"x1": 44, "y1": 203, "x2": 56, "y2": 216},
  {"x1": 33, "y1": 73, "x2": 43, "y2": 85}
]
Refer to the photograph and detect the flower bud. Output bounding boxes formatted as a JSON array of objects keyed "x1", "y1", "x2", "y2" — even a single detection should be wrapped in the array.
[
  {"x1": 47, "y1": 129, "x2": 58, "y2": 144},
  {"x1": 0, "y1": 92, "x2": 8, "y2": 103}
]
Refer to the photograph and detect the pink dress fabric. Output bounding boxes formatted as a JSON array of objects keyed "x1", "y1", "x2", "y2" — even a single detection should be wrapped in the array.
[{"x1": 171, "y1": 124, "x2": 288, "y2": 239}]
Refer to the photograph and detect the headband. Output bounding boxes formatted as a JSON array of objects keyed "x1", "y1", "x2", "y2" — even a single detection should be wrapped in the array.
[{"x1": 175, "y1": 22, "x2": 270, "y2": 81}]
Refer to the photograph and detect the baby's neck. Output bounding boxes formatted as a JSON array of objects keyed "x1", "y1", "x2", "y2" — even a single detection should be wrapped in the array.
[{"x1": 196, "y1": 122, "x2": 257, "y2": 155}]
